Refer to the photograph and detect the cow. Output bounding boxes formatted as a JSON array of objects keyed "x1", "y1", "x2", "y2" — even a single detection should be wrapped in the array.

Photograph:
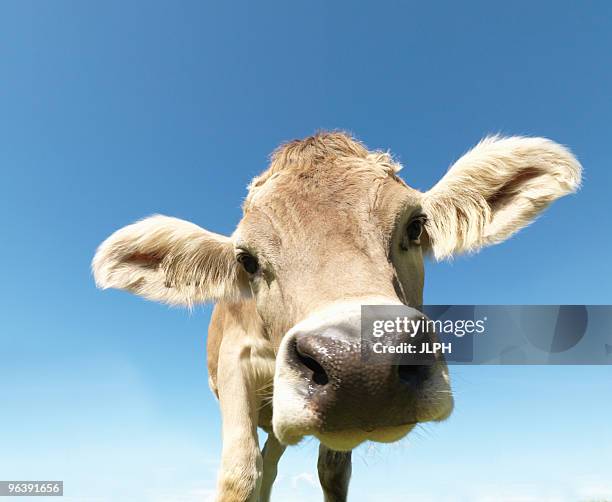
[{"x1": 92, "y1": 132, "x2": 581, "y2": 501}]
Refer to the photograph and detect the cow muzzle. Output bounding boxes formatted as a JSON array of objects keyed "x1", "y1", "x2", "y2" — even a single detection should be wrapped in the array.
[{"x1": 272, "y1": 299, "x2": 453, "y2": 451}]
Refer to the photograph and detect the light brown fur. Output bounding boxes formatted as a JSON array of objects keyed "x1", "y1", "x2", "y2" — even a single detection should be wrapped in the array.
[{"x1": 93, "y1": 131, "x2": 581, "y2": 502}]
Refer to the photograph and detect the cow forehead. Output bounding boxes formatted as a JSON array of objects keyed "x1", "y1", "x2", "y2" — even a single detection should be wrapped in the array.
[
  {"x1": 236, "y1": 164, "x2": 420, "y2": 258},
  {"x1": 235, "y1": 132, "x2": 423, "y2": 257}
]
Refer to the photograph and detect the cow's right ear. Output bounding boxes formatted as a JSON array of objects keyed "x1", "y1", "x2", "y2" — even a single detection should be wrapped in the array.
[{"x1": 92, "y1": 215, "x2": 249, "y2": 307}]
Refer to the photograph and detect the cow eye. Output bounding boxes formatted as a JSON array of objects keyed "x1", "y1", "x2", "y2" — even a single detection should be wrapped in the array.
[
  {"x1": 237, "y1": 252, "x2": 259, "y2": 275},
  {"x1": 402, "y1": 216, "x2": 427, "y2": 249}
]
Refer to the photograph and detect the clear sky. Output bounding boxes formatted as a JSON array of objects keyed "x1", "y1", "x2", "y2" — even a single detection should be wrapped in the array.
[{"x1": 1, "y1": 1, "x2": 611, "y2": 501}]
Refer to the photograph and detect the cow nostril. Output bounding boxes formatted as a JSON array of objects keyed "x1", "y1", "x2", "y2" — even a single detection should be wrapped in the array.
[
  {"x1": 295, "y1": 344, "x2": 329, "y2": 386},
  {"x1": 397, "y1": 363, "x2": 431, "y2": 387}
]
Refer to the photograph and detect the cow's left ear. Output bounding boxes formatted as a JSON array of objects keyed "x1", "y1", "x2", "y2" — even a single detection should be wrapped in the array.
[
  {"x1": 422, "y1": 136, "x2": 582, "y2": 259},
  {"x1": 92, "y1": 215, "x2": 250, "y2": 307}
]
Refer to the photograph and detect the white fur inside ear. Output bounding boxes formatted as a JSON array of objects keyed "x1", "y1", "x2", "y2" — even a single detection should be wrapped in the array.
[
  {"x1": 92, "y1": 215, "x2": 247, "y2": 306},
  {"x1": 424, "y1": 136, "x2": 582, "y2": 259}
]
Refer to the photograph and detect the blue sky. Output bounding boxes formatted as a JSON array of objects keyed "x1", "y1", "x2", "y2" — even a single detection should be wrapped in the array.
[{"x1": 1, "y1": 1, "x2": 611, "y2": 501}]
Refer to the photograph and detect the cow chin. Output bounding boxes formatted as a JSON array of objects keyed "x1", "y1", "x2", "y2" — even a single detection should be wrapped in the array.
[{"x1": 315, "y1": 424, "x2": 416, "y2": 452}]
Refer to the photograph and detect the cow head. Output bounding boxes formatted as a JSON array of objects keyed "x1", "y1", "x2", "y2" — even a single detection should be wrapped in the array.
[{"x1": 92, "y1": 132, "x2": 581, "y2": 450}]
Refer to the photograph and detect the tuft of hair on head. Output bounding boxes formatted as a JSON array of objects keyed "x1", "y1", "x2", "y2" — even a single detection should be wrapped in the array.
[{"x1": 245, "y1": 130, "x2": 403, "y2": 208}]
